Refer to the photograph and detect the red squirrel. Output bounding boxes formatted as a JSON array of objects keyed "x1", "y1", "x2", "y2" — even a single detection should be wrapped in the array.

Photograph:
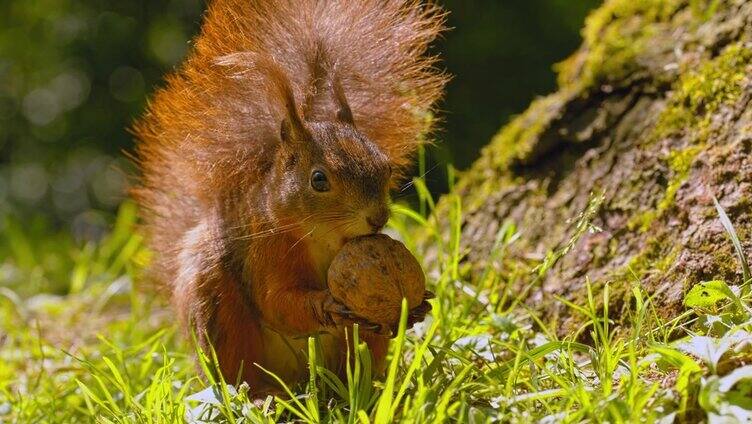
[{"x1": 133, "y1": 0, "x2": 448, "y2": 393}]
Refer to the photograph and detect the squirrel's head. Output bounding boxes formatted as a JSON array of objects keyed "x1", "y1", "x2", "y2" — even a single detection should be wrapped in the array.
[{"x1": 269, "y1": 79, "x2": 391, "y2": 249}]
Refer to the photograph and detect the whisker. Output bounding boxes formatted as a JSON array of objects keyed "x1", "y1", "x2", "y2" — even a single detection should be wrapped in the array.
[
  {"x1": 233, "y1": 223, "x2": 302, "y2": 240},
  {"x1": 230, "y1": 214, "x2": 317, "y2": 241},
  {"x1": 227, "y1": 212, "x2": 318, "y2": 231},
  {"x1": 321, "y1": 219, "x2": 356, "y2": 239},
  {"x1": 317, "y1": 216, "x2": 351, "y2": 225},
  {"x1": 286, "y1": 227, "x2": 315, "y2": 256},
  {"x1": 231, "y1": 227, "x2": 298, "y2": 241},
  {"x1": 399, "y1": 163, "x2": 440, "y2": 192}
]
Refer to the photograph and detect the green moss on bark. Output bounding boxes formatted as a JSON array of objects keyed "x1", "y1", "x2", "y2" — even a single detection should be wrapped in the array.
[
  {"x1": 557, "y1": 0, "x2": 682, "y2": 90},
  {"x1": 628, "y1": 43, "x2": 752, "y2": 232},
  {"x1": 653, "y1": 43, "x2": 752, "y2": 141},
  {"x1": 628, "y1": 145, "x2": 703, "y2": 232},
  {"x1": 484, "y1": 92, "x2": 570, "y2": 171}
]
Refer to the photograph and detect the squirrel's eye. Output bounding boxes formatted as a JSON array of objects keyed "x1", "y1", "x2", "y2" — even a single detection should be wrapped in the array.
[{"x1": 311, "y1": 170, "x2": 330, "y2": 192}]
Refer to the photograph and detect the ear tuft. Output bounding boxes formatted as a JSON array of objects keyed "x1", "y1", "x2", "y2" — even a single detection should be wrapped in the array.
[
  {"x1": 332, "y1": 77, "x2": 355, "y2": 126},
  {"x1": 261, "y1": 57, "x2": 309, "y2": 145},
  {"x1": 280, "y1": 118, "x2": 292, "y2": 143},
  {"x1": 336, "y1": 103, "x2": 354, "y2": 126}
]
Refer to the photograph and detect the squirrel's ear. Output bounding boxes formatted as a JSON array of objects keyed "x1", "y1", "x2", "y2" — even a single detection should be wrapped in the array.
[
  {"x1": 266, "y1": 61, "x2": 309, "y2": 145},
  {"x1": 332, "y1": 78, "x2": 355, "y2": 126},
  {"x1": 279, "y1": 89, "x2": 309, "y2": 145},
  {"x1": 280, "y1": 118, "x2": 294, "y2": 144}
]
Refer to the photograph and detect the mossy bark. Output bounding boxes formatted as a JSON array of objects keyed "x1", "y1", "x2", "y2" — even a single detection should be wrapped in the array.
[{"x1": 428, "y1": 0, "x2": 752, "y2": 335}]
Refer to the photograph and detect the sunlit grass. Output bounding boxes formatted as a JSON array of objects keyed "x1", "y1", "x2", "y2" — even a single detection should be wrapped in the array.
[{"x1": 1, "y1": 179, "x2": 752, "y2": 422}]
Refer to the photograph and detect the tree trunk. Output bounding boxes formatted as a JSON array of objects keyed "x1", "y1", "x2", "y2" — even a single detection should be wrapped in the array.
[{"x1": 428, "y1": 0, "x2": 752, "y2": 335}]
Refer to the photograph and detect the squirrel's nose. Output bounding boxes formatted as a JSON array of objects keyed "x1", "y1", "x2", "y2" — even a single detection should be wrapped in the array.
[{"x1": 366, "y1": 206, "x2": 389, "y2": 233}]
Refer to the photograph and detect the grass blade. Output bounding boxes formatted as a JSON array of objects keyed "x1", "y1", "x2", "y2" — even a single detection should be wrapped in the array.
[{"x1": 713, "y1": 196, "x2": 751, "y2": 283}]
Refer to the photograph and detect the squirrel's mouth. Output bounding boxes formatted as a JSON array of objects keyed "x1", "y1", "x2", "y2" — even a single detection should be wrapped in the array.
[
  {"x1": 341, "y1": 232, "x2": 369, "y2": 246},
  {"x1": 315, "y1": 217, "x2": 378, "y2": 248}
]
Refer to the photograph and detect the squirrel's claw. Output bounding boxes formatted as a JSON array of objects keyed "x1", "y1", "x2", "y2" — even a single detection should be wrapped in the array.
[
  {"x1": 321, "y1": 291, "x2": 434, "y2": 337},
  {"x1": 386, "y1": 295, "x2": 434, "y2": 337},
  {"x1": 360, "y1": 322, "x2": 386, "y2": 334},
  {"x1": 405, "y1": 296, "x2": 433, "y2": 329},
  {"x1": 337, "y1": 312, "x2": 385, "y2": 334},
  {"x1": 321, "y1": 292, "x2": 384, "y2": 334}
]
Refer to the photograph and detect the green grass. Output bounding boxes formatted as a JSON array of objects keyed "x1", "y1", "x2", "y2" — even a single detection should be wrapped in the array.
[{"x1": 2, "y1": 185, "x2": 752, "y2": 422}]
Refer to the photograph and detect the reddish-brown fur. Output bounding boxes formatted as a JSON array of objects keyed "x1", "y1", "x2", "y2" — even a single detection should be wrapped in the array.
[{"x1": 132, "y1": 0, "x2": 447, "y2": 393}]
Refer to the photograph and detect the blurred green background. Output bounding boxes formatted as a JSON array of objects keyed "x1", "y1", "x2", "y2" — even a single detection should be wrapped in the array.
[{"x1": 0, "y1": 0, "x2": 598, "y2": 241}]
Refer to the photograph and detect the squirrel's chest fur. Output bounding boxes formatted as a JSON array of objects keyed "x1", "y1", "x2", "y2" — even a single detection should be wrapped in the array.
[{"x1": 250, "y1": 236, "x2": 346, "y2": 382}]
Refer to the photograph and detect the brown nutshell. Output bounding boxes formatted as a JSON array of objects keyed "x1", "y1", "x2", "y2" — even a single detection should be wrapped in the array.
[{"x1": 327, "y1": 234, "x2": 425, "y2": 326}]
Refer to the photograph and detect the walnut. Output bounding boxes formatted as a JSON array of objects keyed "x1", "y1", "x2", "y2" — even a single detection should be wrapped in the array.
[{"x1": 327, "y1": 234, "x2": 426, "y2": 327}]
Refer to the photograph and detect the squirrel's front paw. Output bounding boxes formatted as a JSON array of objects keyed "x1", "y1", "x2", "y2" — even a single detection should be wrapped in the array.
[
  {"x1": 384, "y1": 290, "x2": 435, "y2": 337},
  {"x1": 321, "y1": 293, "x2": 386, "y2": 334},
  {"x1": 406, "y1": 290, "x2": 434, "y2": 328}
]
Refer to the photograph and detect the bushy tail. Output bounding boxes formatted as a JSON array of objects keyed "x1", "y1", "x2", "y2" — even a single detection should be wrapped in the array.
[{"x1": 160, "y1": 0, "x2": 447, "y2": 174}]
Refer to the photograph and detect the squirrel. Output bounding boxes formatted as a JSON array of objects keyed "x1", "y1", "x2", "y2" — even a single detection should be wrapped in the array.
[{"x1": 132, "y1": 0, "x2": 448, "y2": 393}]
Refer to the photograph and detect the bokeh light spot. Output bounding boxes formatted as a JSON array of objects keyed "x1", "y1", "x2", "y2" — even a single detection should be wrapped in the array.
[
  {"x1": 10, "y1": 163, "x2": 49, "y2": 204},
  {"x1": 109, "y1": 66, "x2": 145, "y2": 103},
  {"x1": 22, "y1": 89, "x2": 60, "y2": 126}
]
